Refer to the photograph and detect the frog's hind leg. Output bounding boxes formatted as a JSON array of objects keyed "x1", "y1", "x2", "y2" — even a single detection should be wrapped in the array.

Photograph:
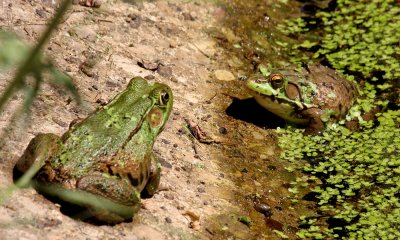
[
  {"x1": 142, "y1": 153, "x2": 161, "y2": 197},
  {"x1": 76, "y1": 175, "x2": 141, "y2": 223},
  {"x1": 13, "y1": 133, "x2": 61, "y2": 188}
]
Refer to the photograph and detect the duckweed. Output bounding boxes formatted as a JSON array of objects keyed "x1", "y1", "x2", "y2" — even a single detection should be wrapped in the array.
[
  {"x1": 278, "y1": 110, "x2": 400, "y2": 239},
  {"x1": 278, "y1": 0, "x2": 400, "y2": 82}
]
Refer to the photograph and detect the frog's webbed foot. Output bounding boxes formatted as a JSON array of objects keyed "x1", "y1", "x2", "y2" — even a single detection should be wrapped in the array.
[
  {"x1": 142, "y1": 153, "x2": 161, "y2": 198},
  {"x1": 76, "y1": 175, "x2": 141, "y2": 223},
  {"x1": 13, "y1": 133, "x2": 61, "y2": 188}
]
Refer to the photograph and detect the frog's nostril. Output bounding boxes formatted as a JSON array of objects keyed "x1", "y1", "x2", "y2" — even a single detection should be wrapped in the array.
[{"x1": 255, "y1": 78, "x2": 268, "y2": 83}]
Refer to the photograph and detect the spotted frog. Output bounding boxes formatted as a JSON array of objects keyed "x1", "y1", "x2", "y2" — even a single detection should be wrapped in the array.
[
  {"x1": 246, "y1": 64, "x2": 358, "y2": 134},
  {"x1": 14, "y1": 77, "x2": 173, "y2": 223}
]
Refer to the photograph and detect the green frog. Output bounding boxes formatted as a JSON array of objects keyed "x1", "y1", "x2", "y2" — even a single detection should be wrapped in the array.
[
  {"x1": 13, "y1": 77, "x2": 173, "y2": 223},
  {"x1": 246, "y1": 64, "x2": 358, "y2": 134}
]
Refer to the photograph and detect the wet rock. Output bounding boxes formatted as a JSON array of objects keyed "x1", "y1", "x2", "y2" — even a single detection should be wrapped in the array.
[
  {"x1": 214, "y1": 69, "x2": 235, "y2": 81},
  {"x1": 254, "y1": 203, "x2": 272, "y2": 217}
]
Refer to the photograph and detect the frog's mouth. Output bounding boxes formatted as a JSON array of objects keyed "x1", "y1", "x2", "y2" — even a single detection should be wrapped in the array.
[{"x1": 251, "y1": 92, "x2": 310, "y2": 125}]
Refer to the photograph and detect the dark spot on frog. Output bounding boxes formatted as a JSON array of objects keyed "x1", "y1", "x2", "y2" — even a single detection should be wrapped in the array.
[
  {"x1": 225, "y1": 97, "x2": 285, "y2": 129},
  {"x1": 322, "y1": 81, "x2": 334, "y2": 90}
]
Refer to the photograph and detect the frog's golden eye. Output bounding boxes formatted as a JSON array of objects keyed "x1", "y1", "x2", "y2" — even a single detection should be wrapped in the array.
[
  {"x1": 159, "y1": 90, "x2": 170, "y2": 105},
  {"x1": 270, "y1": 74, "x2": 284, "y2": 89}
]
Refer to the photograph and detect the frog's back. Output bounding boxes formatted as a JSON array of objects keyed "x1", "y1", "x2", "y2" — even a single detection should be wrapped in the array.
[
  {"x1": 305, "y1": 65, "x2": 358, "y2": 118},
  {"x1": 51, "y1": 78, "x2": 159, "y2": 178}
]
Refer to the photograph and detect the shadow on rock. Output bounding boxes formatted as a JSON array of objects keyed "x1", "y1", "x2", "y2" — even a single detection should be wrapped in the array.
[{"x1": 226, "y1": 97, "x2": 286, "y2": 129}]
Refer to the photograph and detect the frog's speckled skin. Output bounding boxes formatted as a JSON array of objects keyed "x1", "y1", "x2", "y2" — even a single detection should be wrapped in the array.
[
  {"x1": 14, "y1": 77, "x2": 173, "y2": 223},
  {"x1": 246, "y1": 64, "x2": 358, "y2": 134}
]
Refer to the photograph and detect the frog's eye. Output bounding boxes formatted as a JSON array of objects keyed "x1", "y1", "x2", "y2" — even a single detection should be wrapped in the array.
[
  {"x1": 159, "y1": 90, "x2": 170, "y2": 105},
  {"x1": 270, "y1": 74, "x2": 284, "y2": 89}
]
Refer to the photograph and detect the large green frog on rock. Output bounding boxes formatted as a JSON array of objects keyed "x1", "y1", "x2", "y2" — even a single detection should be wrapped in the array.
[
  {"x1": 13, "y1": 77, "x2": 173, "y2": 223},
  {"x1": 246, "y1": 64, "x2": 358, "y2": 134}
]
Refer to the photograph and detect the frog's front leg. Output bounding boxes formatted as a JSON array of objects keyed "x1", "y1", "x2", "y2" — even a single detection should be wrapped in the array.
[
  {"x1": 142, "y1": 153, "x2": 161, "y2": 197},
  {"x1": 301, "y1": 108, "x2": 325, "y2": 135},
  {"x1": 13, "y1": 133, "x2": 61, "y2": 188},
  {"x1": 76, "y1": 175, "x2": 141, "y2": 223}
]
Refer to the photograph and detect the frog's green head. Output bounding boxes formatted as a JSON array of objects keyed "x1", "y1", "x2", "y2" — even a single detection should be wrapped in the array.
[
  {"x1": 246, "y1": 71, "x2": 305, "y2": 106},
  {"x1": 127, "y1": 77, "x2": 173, "y2": 135},
  {"x1": 246, "y1": 71, "x2": 310, "y2": 124},
  {"x1": 142, "y1": 79, "x2": 173, "y2": 135},
  {"x1": 106, "y1": 77, "x2": 173, "y2": 138}
]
